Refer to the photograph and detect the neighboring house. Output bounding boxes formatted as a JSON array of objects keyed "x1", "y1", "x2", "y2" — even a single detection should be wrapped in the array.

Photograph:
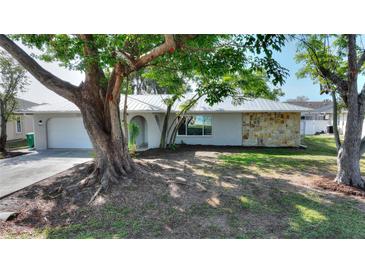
[
  {"x1": 286, "y1": 101, "x2": 333, "y2": 135},
  {"x1": 20, "y1": 95, "x2": 310, "y2": 150},
  {"x1": 0, "y1": 98, "x2": 37, "y2": 141}
]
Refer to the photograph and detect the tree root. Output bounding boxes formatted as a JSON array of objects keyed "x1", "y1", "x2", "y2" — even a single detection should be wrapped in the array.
[
  {"x1": 86, "y1": 161, "x2": 147, "y2": 205},
  {"x1": 79, "y1": 167, "x2": 99, "y2": 187},
  {"x1": 88, "y1": 184, "x2": 104, "y2": 205}
]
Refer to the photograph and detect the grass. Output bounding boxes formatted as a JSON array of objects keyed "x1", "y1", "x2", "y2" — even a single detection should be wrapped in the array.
[
  {"x1": 2, "y1": 135, "x2": 365, "y2": 239},
  {"x1": 40, "y1": 205, "x2": 139, "y2": 239},
  {"x1": 282, "y1": 192, "x2": 365, "y2": 238},
  {"x1": 5, "y1": 139, "x2": 28, "y2": 151},
  {"x1": 220, "y1": 135, "x2": 365, "y2": 175},
  {"x1": 1, "y1": 139, "x2": 28, "y2": 159}
]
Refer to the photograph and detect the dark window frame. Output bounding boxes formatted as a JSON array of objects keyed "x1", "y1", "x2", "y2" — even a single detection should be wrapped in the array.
[{"x1": 177, "y1": 115, "x2": 212, "y2": 136}]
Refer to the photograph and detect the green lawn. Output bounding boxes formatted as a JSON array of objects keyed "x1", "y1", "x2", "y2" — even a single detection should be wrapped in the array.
[
  {"x1": 2, "y1": 135, "x2": 365, "y2": 239},
  {"x1": 6, "y1": 139, "x2": 28, "y2": 151},
  {"x1": 220, "y1": 135, "x2": 365, "y2": 175},
  {"x1": 0, "y1": 139, "x2": 28, "y2": 158}
]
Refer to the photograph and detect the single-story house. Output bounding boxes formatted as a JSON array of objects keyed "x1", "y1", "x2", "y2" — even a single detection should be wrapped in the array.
[
  {"x1": 285, "y1": 100, "x2": 333, "y2": 135},
  {"x1": 0, "y1": 98, "x2": 36, "y2": 141},
  {"x1": 20, "y1": 95, "x2": 310, "y2": 150}
]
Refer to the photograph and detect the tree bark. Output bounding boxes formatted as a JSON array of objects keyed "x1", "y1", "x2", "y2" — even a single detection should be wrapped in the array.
[
  {"x1": 166, "y1": 95, "x2": 202, "y2": 148},
  {"x1": 331, "y1": 91, "x2": 341, "y2": 151},
  {"x1": 335, "y1": 112, "x2": 364, "y2": 188},
  {"x1": 122, "y1": 76, "x2": 129, "y2": 146},
  {"x1": 335, "y1": 35, "x2": 364, "y2": 188},
  {"x1": 0, "y1": 101, "x2": 7, "y2": 153},
  {"x1": 77, "y1": 84, "x2": 135, "y2": 190},
  {"x1": 160, "y1": 103, "x2": 172, "y2": 149}
]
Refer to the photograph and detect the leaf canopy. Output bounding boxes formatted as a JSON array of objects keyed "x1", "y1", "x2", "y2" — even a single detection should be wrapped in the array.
[{"x1": 13, "y1": 34, "x2": 289, "y2": 104}]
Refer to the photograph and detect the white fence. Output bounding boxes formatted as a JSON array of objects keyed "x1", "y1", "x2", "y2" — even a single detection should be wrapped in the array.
[{"x1": 300, "y1": 120, "x2": 330, "y2": 135}]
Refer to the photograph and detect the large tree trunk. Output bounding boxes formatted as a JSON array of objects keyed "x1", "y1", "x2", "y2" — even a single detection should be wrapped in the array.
[
  {"x1": 336, "y1": 35, "x2": 365, "y2": 188},
  {"x1": 335, "y1": 36, "x2": 364, "y2": 188},
  {"x1": 335, "y1": 110, "x2": 364, "y2": 188},
  {"x1": 78, "y1": 84, "x2": 135, "y2": 192}
]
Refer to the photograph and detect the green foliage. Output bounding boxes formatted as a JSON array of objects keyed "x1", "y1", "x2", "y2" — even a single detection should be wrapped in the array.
[
  {"x1": 294, "y1": 34, "x2": 364, "y2": 100},
  {"x1": 0, "y1": 50, "x2": 29, "y2": 120},
  {"x1": 12, "y1": 34, "x2": 288, "y2": 104},
  {"x1": 293, "y1": 34, "x2": 365, "y2": 112},
  {"x1": 128, "y1": 122, "x2": 140, "y2": 145}
]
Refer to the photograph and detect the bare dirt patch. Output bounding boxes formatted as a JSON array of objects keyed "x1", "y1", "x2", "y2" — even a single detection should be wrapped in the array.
[
  {"x1": 312, "y1": 177, "x2": 365, "y2": 198},
  {"x1": 1, "y1": 145, "x2": 365, "y2": 238}
]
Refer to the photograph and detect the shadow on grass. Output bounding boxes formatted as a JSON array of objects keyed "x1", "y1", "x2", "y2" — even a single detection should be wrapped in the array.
[{"x1": 2, "y1": 135, "x2": 365, "y2": 239}]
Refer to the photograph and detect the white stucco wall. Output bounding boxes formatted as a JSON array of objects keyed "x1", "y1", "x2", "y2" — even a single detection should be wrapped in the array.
[
  {"x1": 33, "y1": 112, "x2": 164, "y2": 150},
  {"x1": 128, "y1": 112, "x2": 162, "y2": 149},
  {"x1": 3, "y1": 115, "x2": 34, "y2": 141},
  {"x1": 175, "y1": 113, "x2": 242, "y2": 146},
  {"x1": 32, "y1": 111, "x2": 302, "y2": 150},
  {"x1": 33, "y1": 113, "x2": 86, "y2": 150}
]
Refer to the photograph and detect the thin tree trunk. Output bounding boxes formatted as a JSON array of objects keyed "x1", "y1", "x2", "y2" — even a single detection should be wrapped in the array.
[
  {"x1": 331, "y1": 91, "x2": 341, "y2": 151},
  {"x1": 160, "y1": 103, "x2": 172, "y2": 149},
  {"x1": 0, "y1": 101, "x2": 7, "y2": 153},
  {"x1": 168, "y1": 116, "x2": 185, "y2": 147},
  {"x1": 166, "y1": 95, "x2": 202, "y2": 148}
]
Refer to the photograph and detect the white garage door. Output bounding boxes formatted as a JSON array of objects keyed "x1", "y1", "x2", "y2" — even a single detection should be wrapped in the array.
[{"x1": 47, "y1": 117, "x2": 93, "y2": 148}]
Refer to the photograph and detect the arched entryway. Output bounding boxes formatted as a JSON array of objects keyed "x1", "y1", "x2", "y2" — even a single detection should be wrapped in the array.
[{"x1": 129, "y1": 115, "x2": 148, "y2": 149}]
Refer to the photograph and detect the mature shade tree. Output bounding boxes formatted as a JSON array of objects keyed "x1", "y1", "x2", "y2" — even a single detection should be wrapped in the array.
[
  {"x1": 296, "y1": 34, "x2": 365, "y2": 188},
  {"x1": 0, "y1": 34, "x2": 287, "y2": 195},
  {"x1": 0, "y1": 50, "x2": 28, "y2": 154}
]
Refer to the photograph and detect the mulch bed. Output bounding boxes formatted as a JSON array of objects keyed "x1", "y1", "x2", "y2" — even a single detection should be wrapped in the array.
[
  {"x1": 0, "y1": 161, "x2": 97, "y2": 230},
  {"x1": 313, "y1": 177, "x2": 365, "y2": 198},
  {"x1": 0, "y1": 158, "x2": 174, "y2": 236}
]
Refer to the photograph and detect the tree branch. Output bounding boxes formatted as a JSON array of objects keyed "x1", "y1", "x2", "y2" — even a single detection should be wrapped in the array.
[
  {"x1": 131, "y1": 35, "x2": 176, "y2": 72},
  {"x1": 297, "y1": 35, "x2": 348, "y2": 103},
  {"x1": 319, "y1": 66, "x2": 348, "y2": 93},
  {"x1": 0, "y1": 34, "x2": 80, "y2": 102},
  {"x1": 357, "y1": 50, "x2": 365, "y2": 71},
  {"x1": 78, "y1": 34, "x2": 106, "y2": 83}
]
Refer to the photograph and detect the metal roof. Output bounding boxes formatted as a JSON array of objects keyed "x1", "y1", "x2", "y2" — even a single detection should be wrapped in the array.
[
  {"x1": 21, "y1": 94, "x2": 312, "y2": 114},
  {"x1": 13, "y1": 98, "x2": 40, "y2": 112},
  {"x1": 124, "y1": 94, "x2": 312, "y2": 113}
]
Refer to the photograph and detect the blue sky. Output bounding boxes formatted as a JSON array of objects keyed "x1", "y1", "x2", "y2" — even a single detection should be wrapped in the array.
[
  {"x1": 18, "y1": 39, "x2": 331, "y2": 104},
  {"x1": 274, "y1": 40, "x2": 330, "y2": 101}
]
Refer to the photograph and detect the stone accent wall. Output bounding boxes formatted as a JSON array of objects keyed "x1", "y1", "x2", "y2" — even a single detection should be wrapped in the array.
[{"x1": 242, "y1": 112, "x2": 300, "y2": 147}]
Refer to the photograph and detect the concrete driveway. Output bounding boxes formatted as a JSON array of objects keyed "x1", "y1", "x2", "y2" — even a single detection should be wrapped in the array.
[{"x1": 0, "y1": 149, "x2": 93, "y2": 199}]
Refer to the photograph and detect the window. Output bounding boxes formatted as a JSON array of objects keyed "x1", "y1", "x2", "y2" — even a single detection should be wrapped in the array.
[
  {"x1": 177, "y1": 115, "x2": 212, "y2": 136},
  {"x1": 16, "y1": 117, "x2": 22, "y2": 133}
]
